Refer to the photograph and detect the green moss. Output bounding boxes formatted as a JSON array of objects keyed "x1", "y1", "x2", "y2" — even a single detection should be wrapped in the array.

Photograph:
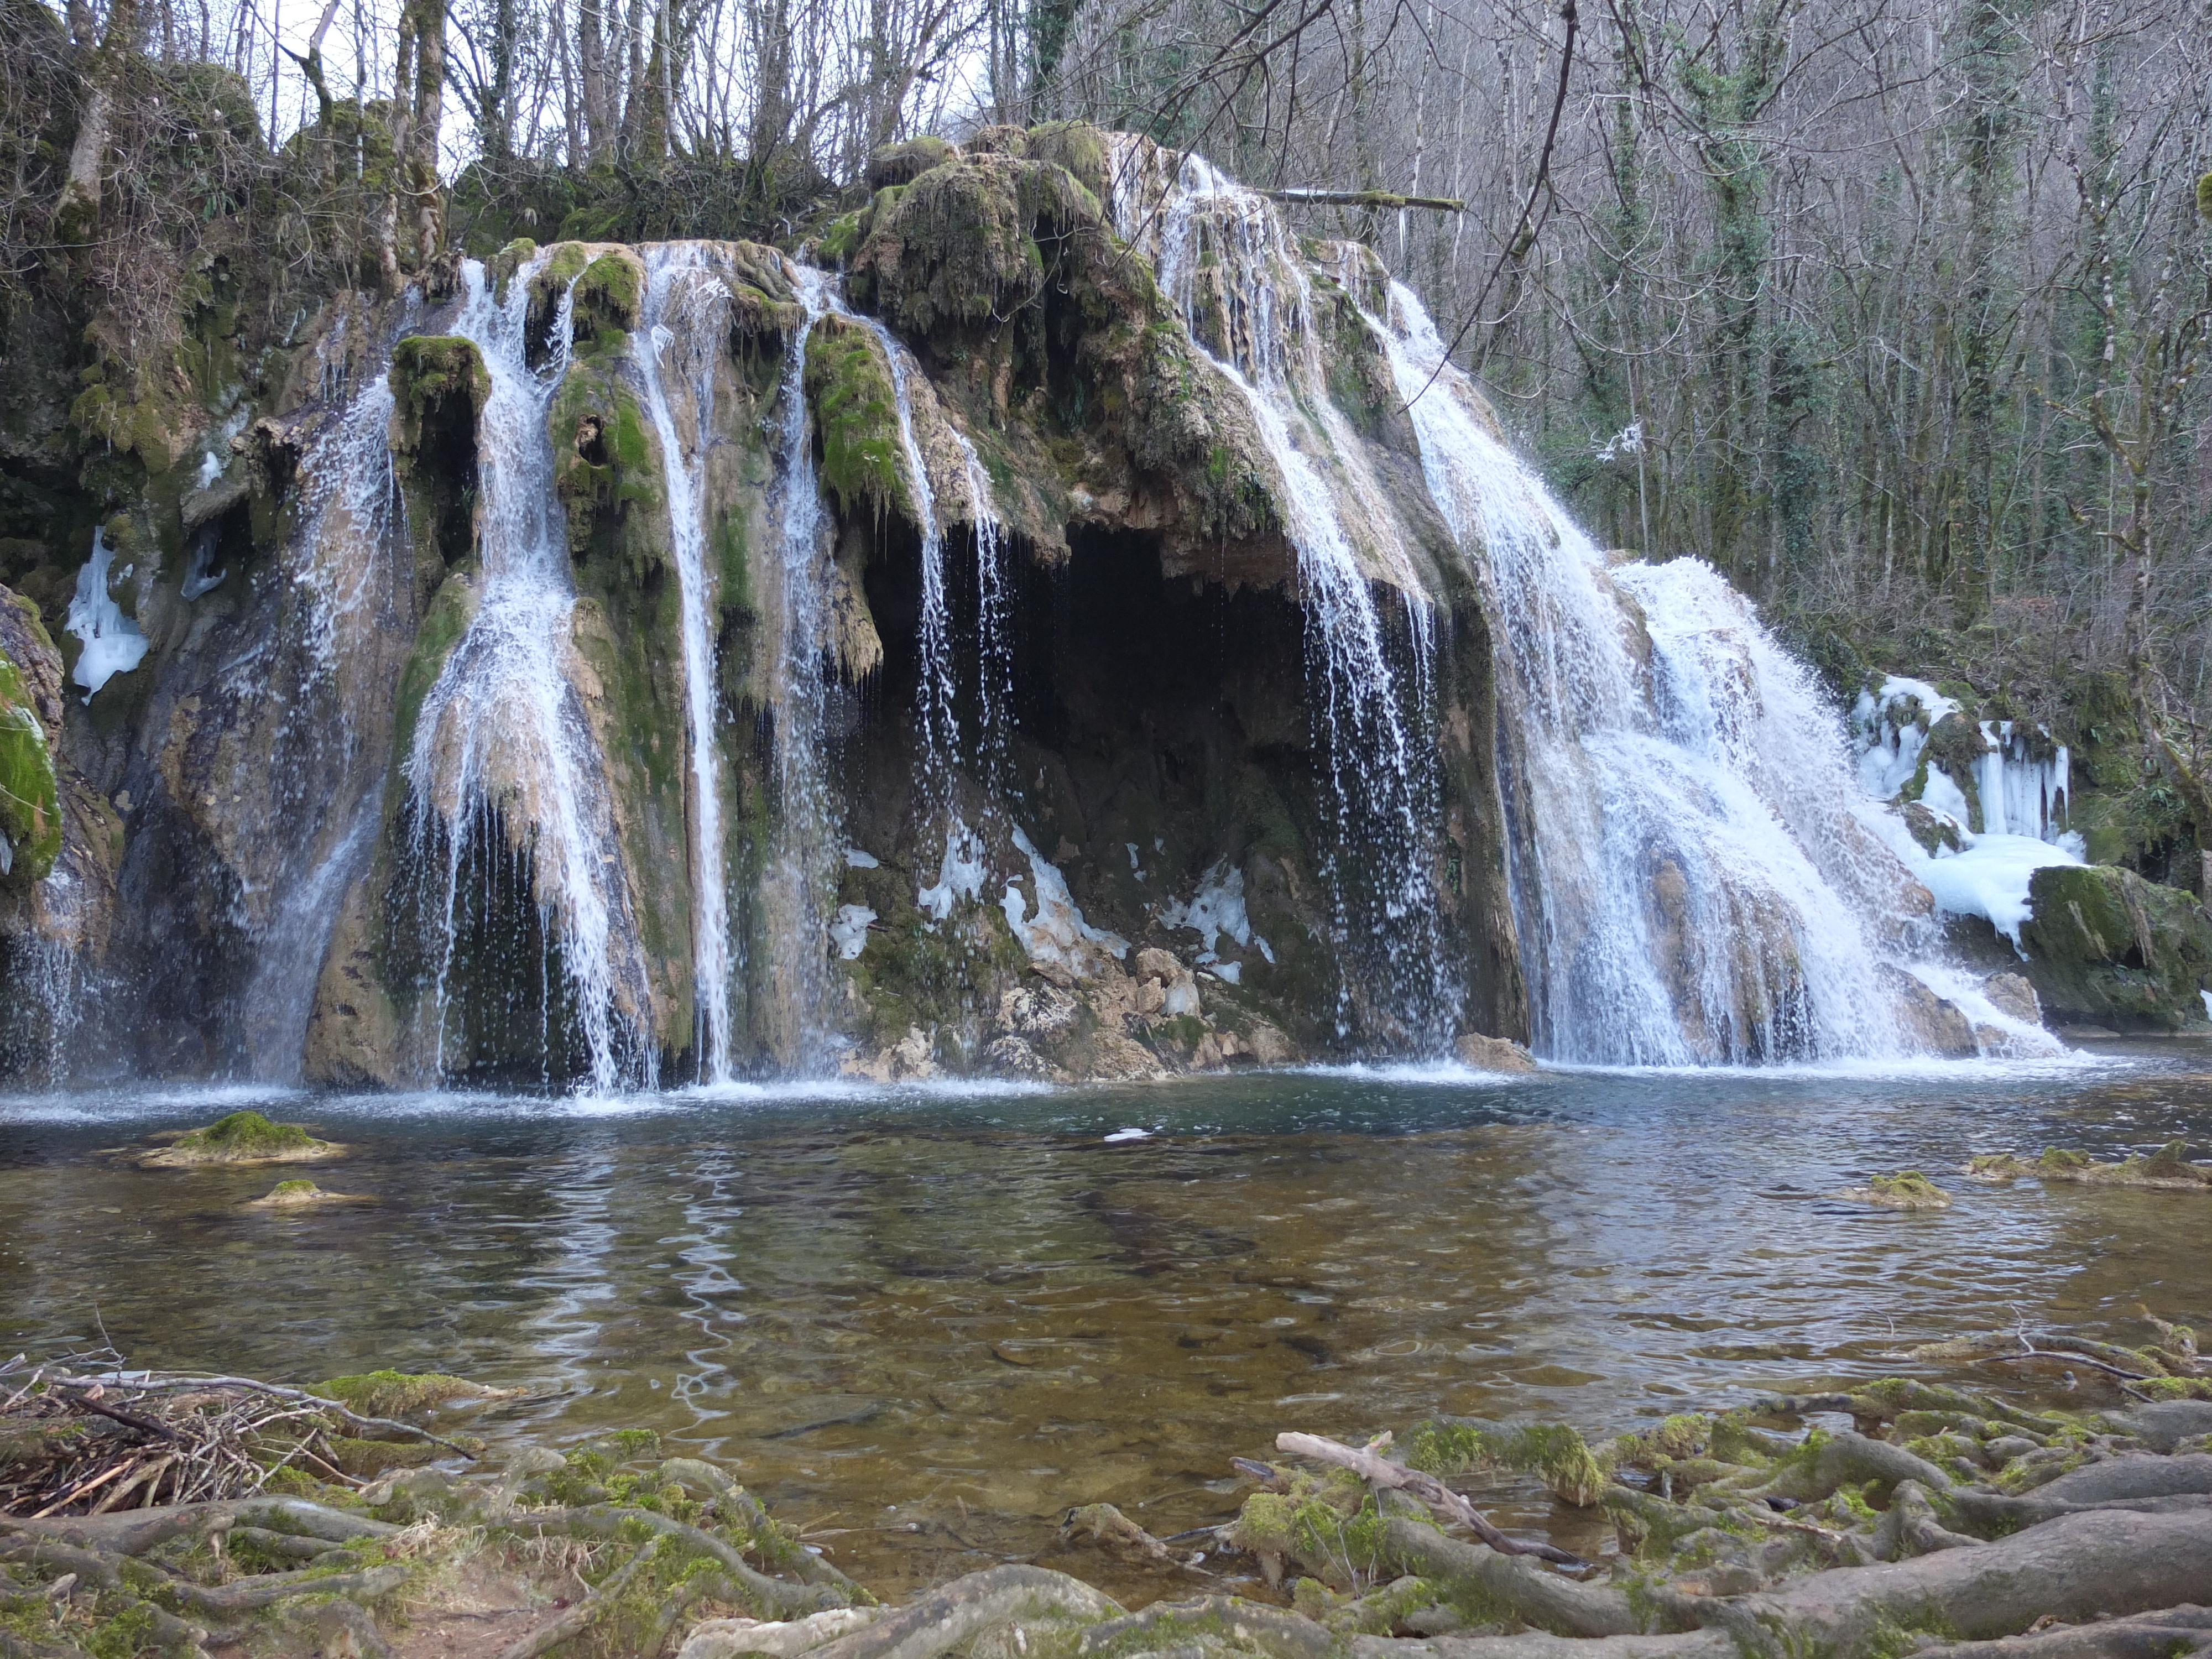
[
  {"x1": 864, "y1": 135, "x2": 957, "y2": 190},
  {"x1": 1406, "y1": 1420, "x2": 1611, "y2": 1505},
  {"x1": 170, "y1": 1110, "x2": 316, "y2": 1157},
  {"x1": 2130, "y1": 1376, "x2": 2212, "y2": 1401},
  {"x1": 574, "y1": 250, "x2": 644, "y2": 345},
  {"x1": 1025, "y1": 122, "x2": 1111, "y2": 202},
  {"x1": 83, "y1": 1602, "x2": 161, "y2": 1659},
  {"x1": 818, "y1": 210, "x2": 867, "y2": 267},
  {"x1": 388, "y1": 336, "x2": 490, "y2": 457},
  {"x1": 803, "y1": 316, "x2": 909, "y2": 522},
  {"x1": 2019, "y1": 863, "x2": 2212, "y2": 1030},
  {"x1": 312, "y1": 1369, "x2": 487, "y2": 1420},
  {"x1": 1869, "y1": 1170, "x2": 1946, "y2": 1202},
  {"x1": 392, "y1": 571, "x2": 478, "y2": 763},
  {"x1": 0, "y1": 648, "x2": 60, "y2": 883}
]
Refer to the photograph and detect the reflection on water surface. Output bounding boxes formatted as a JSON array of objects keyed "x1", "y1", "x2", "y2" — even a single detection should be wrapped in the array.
[{"x1": 5, "y1": 1047, "x2": 2212, "y2": 1600}]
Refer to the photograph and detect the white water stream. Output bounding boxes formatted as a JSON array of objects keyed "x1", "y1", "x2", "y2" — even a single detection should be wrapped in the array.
[
  {"x1": 404, "y1": 258, "x2": 647, "y2": 1091},
  {"x1": 1360, "y1": 279, "x2": 1952, "y2": 1063},
  {"x1": 635, "y1": 246, "x2": 738, "y2": 1082},
  {"x1": 1108, "y1": 139, "x2": 1458, "y2": 1047}
]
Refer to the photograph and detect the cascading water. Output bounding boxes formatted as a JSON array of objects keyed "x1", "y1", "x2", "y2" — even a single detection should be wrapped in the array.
[
  {"x1": 233, "y1": 343, "x2": 403, "y2": 1079},
  {"x1": 1360, "y1": 278, "x2": 1939, "y2": 1063},
  {"x1": 818, "y1": 288, "x2": 1018, "y2": 909},
  {"x1": 1108, "y1": 139, "x2": 1458, "y2": 1048},
  {"x1": 635, "y1": 245, "x2": 738, "y2": 1082},
  {"x1": 404, "y1": 257, "x2": 653, "y2": 1091},
  {"x1": 757, "y1": 267, "x2": 842, "y2": 1066}
]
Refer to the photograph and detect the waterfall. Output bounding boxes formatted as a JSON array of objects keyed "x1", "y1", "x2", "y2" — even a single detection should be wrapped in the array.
[
  {"x1": 1362, "y1": 279, "x2": 1925, "y2": 1065},
  {"x1": 820, "y1": 286, "x2": 1015, "y2": 896},
  {"x1": 821, "y1": 296, "x2": 956, "y2": 789},
  {"x1": 757, "y1": 267, "x2": 842, "y2": 1067},
  {"x1": 234, "y1": 341, "x2": 402, "y2": 1079},
  {"x1": 1107, "y1": 138, "x2": 1458, "y2": 1048},
  {"x1": 405, "y1": 257, "x2": 652, "y2": 1091},
  {"x1": 952, "y1": 432, "x2": 1013, "y2": 799},
  {"x1": 635, "y1": 245, "x2": 737, "y2": 1082}
]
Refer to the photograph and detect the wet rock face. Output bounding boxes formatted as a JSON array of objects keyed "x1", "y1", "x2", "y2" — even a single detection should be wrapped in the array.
[
  {"x1": 2018, "y1": 863, "x2": 2212, "y2": 1030},
  {"x1": 0, "y1": 126, "x2": 1531, "y2": 1088}
]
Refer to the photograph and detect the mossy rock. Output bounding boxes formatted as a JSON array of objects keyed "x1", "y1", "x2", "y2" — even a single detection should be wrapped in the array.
[
  {"x1": 526, "y1": 241, "x2": 594, "y2": 336},
  {"x1": 1025, "y1": 121, "x2": 1112, "y2": 203},
  {"x1": 2018, "y1": 863, "x2": 2212, "y2": 1029},
  {"x1": 388, "y1": 335, "x2": 491, "y2": 457},
  {"x1": 245, "y1": 1178, "x2": 375, "y2": 1209},
  {"x1": 849, "y1": 153, "x2": 1103, "y2": 337},
  {"x1": 551, "y1": 367, "x2": 664, "y2": 573},
  {"x1": 1834, "y1": 1170, "x2": 1952, "y2": 1210},
  {"x1": 137, "y1": 1110, "x2": 344, "y2": 1168},
  {"x1": 802, "y1": 315, "x2": 910, "y2": 522},
  {"x1": 312, "y1": 1369, "x2": 512, "y2": 1421},
  {"x1": 864, "y1": 135, "x2": 958, "y2": 190},
  {"x1": 573, "y1": 249, "x2": 645, "y2": 345},
  {"x1": 0, "y1": 644, "x2": 61, "y2": 884}
]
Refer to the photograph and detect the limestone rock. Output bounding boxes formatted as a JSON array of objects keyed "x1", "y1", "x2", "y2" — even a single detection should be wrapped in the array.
[
  {"x1": 1885, "y1": 967, "x2": 1978, "y2": 1057},
  {"x1": 999, "y1": 981, "x2": 1079, "y2": 1037},
  {"x1": 1983, "y1": 972, "x2": 2042, "y2": 1027},
  {"x1": 2018, "y1": 863, "x2": 2212, "y2": 1030},
  {"x1": 842, "y1": 1024, "x2": 940, "y2": 1082},
  {"x1": 1454, "y1": 1032, "x2": 1537, "y2": 1073}
]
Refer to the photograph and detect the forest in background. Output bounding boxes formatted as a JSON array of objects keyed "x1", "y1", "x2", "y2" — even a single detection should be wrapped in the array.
[{"x1": 3, "y1": 0, "x2": 2210, "y2": 786}]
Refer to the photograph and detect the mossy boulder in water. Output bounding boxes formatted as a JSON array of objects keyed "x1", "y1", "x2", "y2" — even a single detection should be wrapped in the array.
[
  {"x1": 1833, "y1": 1169, "x2": 1953, "y2": 1209},
  {"x1": 246, "y1": 1177, "x2": 374, "y2": 1208},
  {"x1": 1965, "y1": 1142, "x2": 2212, "y2": 1191},
  {"x1": 312, "y1": 1368, "x2": 513, "y2": 1421},
  {"x1": 137, "y1": 1109, "x2": 343, "y2": 1167},
  {"x1": 2017, "y1": 863, "x2": 2212, "y2": 1030}
]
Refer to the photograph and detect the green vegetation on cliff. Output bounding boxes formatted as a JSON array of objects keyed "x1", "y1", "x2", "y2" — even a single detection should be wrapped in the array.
[{"x1": 0, "y1": 645, "x2": 60, "y2": 883}]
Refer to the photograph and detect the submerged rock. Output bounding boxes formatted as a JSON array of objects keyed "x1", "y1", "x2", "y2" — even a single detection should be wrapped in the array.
[
  {"x1": 1833, "y1": 1170, "x2": 1953, "y2": 1209},
  {"x1": 245, "y1": 1178, "x2": 374, "y2": 1208},
  {"x1": 1965, "y1": 1142, "x2": 2212, "y2": 1191},
  {"x1": 1454, "y1": 1032, "x2": 1538, "y2": 1073},
  {"x1": 135, "y1": 1109, "x2": 345, "y2": 1168}
]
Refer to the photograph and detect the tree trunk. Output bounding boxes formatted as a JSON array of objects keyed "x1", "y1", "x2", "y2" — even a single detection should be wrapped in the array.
[{"x1": 56, "y1": 0, "x2": 139, "y2": 245}]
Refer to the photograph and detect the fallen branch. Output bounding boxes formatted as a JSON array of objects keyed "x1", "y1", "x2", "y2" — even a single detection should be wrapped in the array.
[
  {"x1": 39, "y1": 1371, "x2": 481, "y2": 1458},
  {"x1": 1265, "y1": 189, "x2": 1464, "y2": 212},
  {"x1": 1275, "y1": 1432, "x2": 1588, "y2": 1567}
]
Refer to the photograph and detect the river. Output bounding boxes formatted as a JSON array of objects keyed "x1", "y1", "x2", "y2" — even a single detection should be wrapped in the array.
[{"x1": 4, "y1": 1044, "x2": 2209, "y2": 1601}]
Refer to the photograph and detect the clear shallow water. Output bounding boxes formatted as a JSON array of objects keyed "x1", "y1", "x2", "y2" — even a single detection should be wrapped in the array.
[{"x1": 5, "y1": 1046, "x2": 2212, "y2": 1600}]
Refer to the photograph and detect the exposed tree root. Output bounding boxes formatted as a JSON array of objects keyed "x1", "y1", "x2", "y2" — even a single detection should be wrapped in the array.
[{"x1": 10, "y1": 1329, "x2": 2212, "y2": 1659}]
